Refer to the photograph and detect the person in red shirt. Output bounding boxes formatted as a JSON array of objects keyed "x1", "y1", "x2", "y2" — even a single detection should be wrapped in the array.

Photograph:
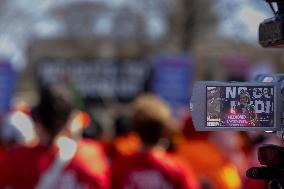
[
  {"x1": 111, "y1": 94, "x2": 200, "y2": 189},
  {"x1": 0, "y1": 84, "x2": 109, "y2": 189}
]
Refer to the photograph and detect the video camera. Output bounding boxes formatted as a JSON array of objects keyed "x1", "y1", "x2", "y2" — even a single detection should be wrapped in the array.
[
  {"x1": 190, "y1": 1, "x2": 284, "y2": 188},
  {"x1": 190, "y1": 80, "x2": 284, "y2": 189},
  {"x1": 190, "y1": 76, "x2": 284, "y2": 187}
]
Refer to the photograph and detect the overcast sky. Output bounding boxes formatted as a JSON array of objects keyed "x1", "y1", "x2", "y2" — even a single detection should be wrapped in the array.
[{"x1": 217, "y1": 0, "x2": 273, "y2": 42}]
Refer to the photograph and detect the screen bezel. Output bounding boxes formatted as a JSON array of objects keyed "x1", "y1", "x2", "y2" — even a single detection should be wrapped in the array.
[{"x1": 191, "y1": 81, "x2": 281, "y2": 131}]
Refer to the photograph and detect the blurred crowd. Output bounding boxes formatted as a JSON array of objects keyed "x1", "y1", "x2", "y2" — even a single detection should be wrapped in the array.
[{"x1": 0, "y1": 83, "x2": 281, "y2": 189}]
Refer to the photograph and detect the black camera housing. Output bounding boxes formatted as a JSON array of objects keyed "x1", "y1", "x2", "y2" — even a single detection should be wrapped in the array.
[
  {"x1": 259, "y1": 1, "x2": 284, "y2": 48},
  {"x1": 247, "y1": 145, "x2": 284, "y2": 189},
  {"x1": 259, "y1": 17, "x2": 284, "y2": 48}
]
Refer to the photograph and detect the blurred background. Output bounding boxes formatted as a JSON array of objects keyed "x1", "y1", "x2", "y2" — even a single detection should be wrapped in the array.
[
  {"x1": 0, "y1": 0, "x2": 282, "y2": 188},
  {"x1": 0, "y1": 0, "x2": 279, "y2": 130}
]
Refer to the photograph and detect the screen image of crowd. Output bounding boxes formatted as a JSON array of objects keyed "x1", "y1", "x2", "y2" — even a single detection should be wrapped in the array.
[
  {"x1": 0, "y1": 82, "x2": 279, "y2": 189},
  {"x1": 206, "y1": 86, "x2": 274, "y2": 127}
]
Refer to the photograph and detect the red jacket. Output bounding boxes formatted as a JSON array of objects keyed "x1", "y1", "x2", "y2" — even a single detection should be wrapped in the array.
[
  {"x1": 0, "y1": 139, "x2": 110, "y2": 189},
  {"x1": 111, "y1": 147, "x2": 201, "y2": 189}
]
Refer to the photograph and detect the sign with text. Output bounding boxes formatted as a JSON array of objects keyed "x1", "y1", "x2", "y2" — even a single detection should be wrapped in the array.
[{"x1": 37, "y1": 58, "x2": 150, "y2": 102}]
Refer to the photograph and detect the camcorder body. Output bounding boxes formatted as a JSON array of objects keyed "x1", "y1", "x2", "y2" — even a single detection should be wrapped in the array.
[
  {"x1": 190, "y1": 1, "x2": 284, "y2": 188},
  {"x1": 190, "y1": 77, "x2": 284, "y2": 189}
]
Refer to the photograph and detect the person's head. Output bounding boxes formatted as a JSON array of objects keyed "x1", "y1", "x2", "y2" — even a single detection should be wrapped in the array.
[
  {"x1": 239, "y1": 90, "x2": 250, "y2": 105},
  {"x1": 131, "y1": 94, "x2": 172, "y2": 147},
  {"x1": 114, "y1": 114, "x2": 132, "y2": 137},
  {"x1": 33, "y1": 84, "x2": 75, "y2": 143}
]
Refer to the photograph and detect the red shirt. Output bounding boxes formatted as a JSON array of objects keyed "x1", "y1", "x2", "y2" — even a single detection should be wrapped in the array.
[
  {"x1": 111, "y1": 147, "x2": 200, "y2": 189},
  {"x1": 0, "y1": 139, "x2": 110, "y2": 189}
]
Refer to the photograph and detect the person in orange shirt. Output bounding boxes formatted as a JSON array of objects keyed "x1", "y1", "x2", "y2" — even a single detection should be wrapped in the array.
[
  {"x1": 111, "y1": 94, "x2": 201, "y2": 189},
  {"x1": 175, "y1": 115, "x2": 241, "y2": 189}
]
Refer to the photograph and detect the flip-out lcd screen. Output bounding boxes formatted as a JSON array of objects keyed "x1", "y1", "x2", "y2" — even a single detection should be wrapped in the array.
[{"x1": 206, "y1": 86, "x2": 274, "y2": 127}]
